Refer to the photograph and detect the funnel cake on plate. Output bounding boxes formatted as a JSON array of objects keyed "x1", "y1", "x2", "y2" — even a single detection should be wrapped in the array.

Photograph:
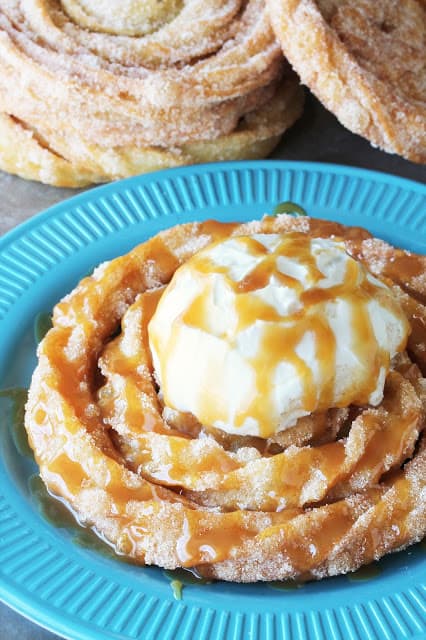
[
  {"x1": 266, "y1": 0, "x2": 426, "y2": 163},
  {"x1": 0, "y1": 1, "x2": 303, "y2": 186},
  {"x1": 25, "y1": 213, "x2": 426, "y2": 582}
]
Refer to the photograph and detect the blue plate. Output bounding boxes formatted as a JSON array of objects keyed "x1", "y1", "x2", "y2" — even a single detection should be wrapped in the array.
[{"x1": 0, "y1": 161, "x2": 425, "y2": 640}]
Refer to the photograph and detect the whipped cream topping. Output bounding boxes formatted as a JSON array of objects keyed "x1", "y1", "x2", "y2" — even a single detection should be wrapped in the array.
[{"x1": 148, "y1": 232, "x2": 409, "y2": 438}]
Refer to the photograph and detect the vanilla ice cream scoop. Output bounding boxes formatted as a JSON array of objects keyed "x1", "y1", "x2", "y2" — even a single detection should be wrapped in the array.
[{"x1": 148, "y1": 232, "x2": 409, "y2": 438}]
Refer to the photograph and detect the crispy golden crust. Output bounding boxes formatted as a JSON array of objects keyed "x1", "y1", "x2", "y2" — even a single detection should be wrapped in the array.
[
  {"x1": 25, "y1": 214, "x2": 426, "y2": 582},
  {"x1": 267, "y1": 0, "x2": 426, "y2": 162},
  {"x1": 0, "y1": 1, "x2": 303, "y2": 186}
]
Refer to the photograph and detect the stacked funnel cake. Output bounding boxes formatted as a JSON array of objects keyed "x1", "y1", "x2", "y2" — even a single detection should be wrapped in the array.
[
  {"x1": 0, "y1": 0, "x2": 303, "y2": 187},
  {"x1": 25, "y1": 215, "x2": 426, "y2": 582}
]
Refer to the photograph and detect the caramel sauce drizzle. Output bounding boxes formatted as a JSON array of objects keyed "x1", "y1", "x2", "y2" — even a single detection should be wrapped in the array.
[
  {"x1": 98, "y1": 287, "x2": 168, "y2": 435},
  {"x1": 381, "y1": 251, "x2": 426, "y2": 304}
]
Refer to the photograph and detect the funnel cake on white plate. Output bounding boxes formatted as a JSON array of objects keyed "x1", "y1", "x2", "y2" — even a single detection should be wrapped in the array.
[
  {"x1": 266, "y1": 0, "x2": 426, "y2": 163},
  {"x1": 25, "y1": 213, "x2": 426, "y2": 582},
  {"x1": 0, "y1": 0, "x2": 303, "y2": 186}
]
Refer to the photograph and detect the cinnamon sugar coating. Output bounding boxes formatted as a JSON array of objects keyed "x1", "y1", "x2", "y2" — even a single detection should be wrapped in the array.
[
  {"x1": 0, "y1": 1, "x2": 303, "y2": 186},
  {"x1": 267, "y1": 0, "x2": 426, "y2": 162}
]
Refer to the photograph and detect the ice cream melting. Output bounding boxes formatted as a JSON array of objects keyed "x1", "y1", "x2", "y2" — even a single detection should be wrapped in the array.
[{"x1": 148, "y1": 232, "x2": 409, "y2": 438}]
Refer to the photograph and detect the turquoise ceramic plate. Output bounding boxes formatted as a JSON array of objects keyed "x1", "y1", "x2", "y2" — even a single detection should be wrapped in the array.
[{"x1": 0, "y1": 161, "x2": 425, "y2": 640}]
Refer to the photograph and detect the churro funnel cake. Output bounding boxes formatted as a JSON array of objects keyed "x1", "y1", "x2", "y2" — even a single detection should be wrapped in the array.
[
  {"x1": 0, "y1": 1, "x2": 303, "y2": 187},
  {"x1": 25, "y1": 214, "x2": 426, "y2": 582},
  {"x1": 266, "y1": 0, "x2": 426, "y2": 162}
]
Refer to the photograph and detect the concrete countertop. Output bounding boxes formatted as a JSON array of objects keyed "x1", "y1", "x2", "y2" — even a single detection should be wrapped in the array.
[{"x1": 0, "y1": 91, "x2": 424, "y2": 640}]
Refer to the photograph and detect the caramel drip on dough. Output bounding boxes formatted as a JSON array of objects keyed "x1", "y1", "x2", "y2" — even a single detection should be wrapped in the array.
[{"x1": 98, "y1": 287, "x2": 168, "y2": 435}]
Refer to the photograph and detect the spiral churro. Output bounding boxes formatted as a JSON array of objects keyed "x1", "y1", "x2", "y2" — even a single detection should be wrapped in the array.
[{"x1": 25, "y1": 214, "x2": 426, "y2": 581}]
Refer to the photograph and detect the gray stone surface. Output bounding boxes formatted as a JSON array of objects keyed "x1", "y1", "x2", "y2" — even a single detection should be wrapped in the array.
[
  {"x1": 0, "y1": 92, "x2": 424, "y2": 640},
  {"x1": 0, "y1": 173, "x2": 83, "y2": 237},
  {"x1": 0, "y1": 606, "x2": 60, "y2": 640}
]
